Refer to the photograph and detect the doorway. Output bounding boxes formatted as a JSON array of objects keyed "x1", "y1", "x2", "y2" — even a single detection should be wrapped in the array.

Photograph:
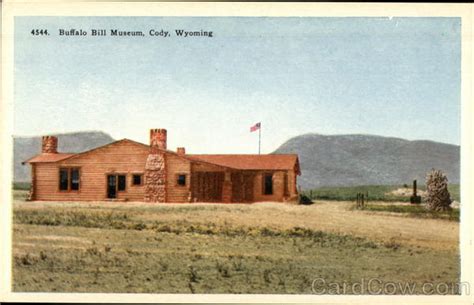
[
  {"x1": 107, "y1": 174, "x2": 126, "y2": 199},
  {"x1": 107, "y1": 175, "x2": 117, "y2": 199},
  {"x1": 231, "y1": 172, "x2": 255, "y2": 202},
  {"x1": 191, "y1": 172, "x2": 224, "y2": 202}
]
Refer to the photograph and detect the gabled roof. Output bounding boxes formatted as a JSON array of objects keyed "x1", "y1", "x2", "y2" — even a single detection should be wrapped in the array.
[
  {"x1": 59, "y1": 138, "x2": 149, "y2": 163},
  {"x1": 189, "y1": 154, "x2": 300, "y2": 173},
  {"x1": 22, "y1": 139, "x2": 300, "y2": 174},
  {"x1": 21, "y1": 139, "x2": 144, "y2": 164},
  {"x1": 22, "y1": 153, "x2": 76, "y2": 164}
]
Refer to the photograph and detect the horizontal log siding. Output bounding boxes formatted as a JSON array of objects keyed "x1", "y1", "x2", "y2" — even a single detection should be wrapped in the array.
[
  {"x1": 252, "y1": 170, "x2": 286, "y2": 202},
  {"x1": 32, "y1": 139, "x2": 298, "y2": 203},
  {"x1": 166, "y1": 154, "x2": 191, "y2": 203},
  {"x1": 189, "y1": 163, "x2": 228, "y2": 202},
  {"x1": 35, "y1": 140, "x2": 149, "y2": 201},
  {"x1": 288, "y1": 170, "x2": 298, "y2": 196},
  {"x1": 191, "y1": 163, "x2": 227, "y2": 172}
]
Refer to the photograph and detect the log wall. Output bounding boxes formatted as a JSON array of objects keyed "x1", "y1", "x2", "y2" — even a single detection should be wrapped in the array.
[
  {"x1": 166, "y1": 154, "x2": 191, "y2": 203},
  {"x1": 251, "y1": 170, "x2": 298, "y2": 202},
  {"x1": 32, "y1": 140, "x2": 299, "y2": 203},
  {"x1": 35, "y1": 140, "x2": 149, "y2": 201}
]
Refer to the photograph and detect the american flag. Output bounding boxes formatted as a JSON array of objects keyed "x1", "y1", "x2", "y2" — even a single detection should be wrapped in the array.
[{"x1": 250, "y1": 122, "x2": 261, "y2": 132}]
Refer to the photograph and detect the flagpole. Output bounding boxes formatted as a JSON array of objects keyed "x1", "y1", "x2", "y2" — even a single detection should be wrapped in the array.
[{"x1": 258, "y1": 124, "x2": 261, "y2": 155}]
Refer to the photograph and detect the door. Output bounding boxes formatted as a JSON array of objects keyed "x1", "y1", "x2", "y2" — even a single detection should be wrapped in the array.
[
  {"x1": 243, "y1": 173, "x2": 255, "y2": 202},
  {"x1": 107, "y1": 175, "x2": 117, "y2": 199},
  {"x1": 191, "y1": 172, "x2": 224, "y2": 202},
  {"x1": 231, "y1": 172, "x2": 255, "y2": 203}
]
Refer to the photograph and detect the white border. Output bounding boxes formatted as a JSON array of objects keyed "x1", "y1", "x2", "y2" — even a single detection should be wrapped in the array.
[{"x1": 1, "y1": 2, "x2": 472, "y2": 304}]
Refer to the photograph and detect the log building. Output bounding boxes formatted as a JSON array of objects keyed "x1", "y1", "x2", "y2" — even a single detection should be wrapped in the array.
[{"x1": 23, "y1": 129, "x2": 300, "y2": 203}]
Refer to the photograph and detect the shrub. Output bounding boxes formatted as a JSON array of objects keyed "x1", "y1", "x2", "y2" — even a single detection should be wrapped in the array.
[
  {"x1": 189, "y1": 266, "x2": 200, "y2": 283},
  {"x1": 298, "y1": 194, "x2": 313, "y2": 205},
  {"x1": 263, "y1": 269, "x2": 272, "y2": 284},
  {"x1": 426, "y1": 169, "x2": 452, "y2": 211},
  {"x1": 216, "y1": 261, "x2": 231, "y2": 278},
  {"x1": 20, "y1": 253, "x2": 35, "y2": 265}
]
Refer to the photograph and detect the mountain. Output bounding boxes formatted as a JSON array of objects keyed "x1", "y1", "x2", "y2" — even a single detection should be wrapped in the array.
[
  {"x1": 14, "y1": 131, "x2": 460, "y2": 190},
  {"x1": 14, "y1": 131, "x2": 115, "y2": 182},
  {"x1": 273, "y1": 134, "x2": 460, "y2": 189}
]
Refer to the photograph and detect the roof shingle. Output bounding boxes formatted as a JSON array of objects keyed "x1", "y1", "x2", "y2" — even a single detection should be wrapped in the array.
[
  {"x1": 22, "y1": 153, "x2": 76, "y2": 164},
  {"x1": 189, "y1": 154, "x2": 299, "y2": 172}
]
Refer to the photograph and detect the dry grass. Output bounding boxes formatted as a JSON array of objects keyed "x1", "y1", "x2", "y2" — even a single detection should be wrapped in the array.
[
  {"x1": 15, "y1": 196, "x2": 458, "y2": 250},
  {"x1": 12, "y1": 191, "x2": 460, "y2": 294}
]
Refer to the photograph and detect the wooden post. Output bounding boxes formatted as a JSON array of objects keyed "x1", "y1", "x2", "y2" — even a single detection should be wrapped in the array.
[{"x1": 410, "y1": 179, "x2": 421, "y2": 204}]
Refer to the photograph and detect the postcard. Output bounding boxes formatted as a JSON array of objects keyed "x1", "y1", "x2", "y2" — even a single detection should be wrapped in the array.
[{"x1": 1, "y1": 2, "x2": 473, "y2": 304}]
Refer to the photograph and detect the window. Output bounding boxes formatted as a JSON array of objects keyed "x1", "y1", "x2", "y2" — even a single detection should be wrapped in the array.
[
  {"x1": 177, "y1": 174, "x2": 186, "y2": 186},
  {"x1": 118, "y1": 175, "x2": 126, "y2": 191},
  {"x1": 59, "y1": 168, "x2": 69, "y2": 190},
  {"x1": 132, "y1": 174, "x2": 143, "y2": 186},
  {"x1": 59, "y1": 168, "x2": 80, "y2": 191},
  {"x1": 264, "y1": 173, "x2": 273, "y2": 195},
  {"x1": 71, "y1": 169, "x2": 80, "y2": 190}
]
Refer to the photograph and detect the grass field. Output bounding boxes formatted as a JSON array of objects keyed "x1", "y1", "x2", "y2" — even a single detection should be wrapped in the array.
[
  {"x1": 12, "y1": 191, "x2": 460, "y2": 294},
  {"x1": 303, "y1": 184, "x2": 460, "y2": 202},
  {"x1": 358, "y1": 204, "x2": 460, "y2": 221},
  {"x1": 12, "y1": 182, "x2": 31, "y2": 191}
]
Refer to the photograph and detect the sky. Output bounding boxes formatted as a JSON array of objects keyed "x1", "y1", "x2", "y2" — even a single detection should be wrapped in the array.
[{"x1": 14, "y1": 17, "x2": 461, "y2": 153}]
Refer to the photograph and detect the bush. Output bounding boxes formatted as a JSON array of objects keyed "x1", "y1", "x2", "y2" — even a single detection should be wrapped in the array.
[
  {"x1": 298, "y1": 194, "x2": 313, "y2": 205},
  {"x1": 426, "y1": 169, "x2": 452, "y2": 211}
]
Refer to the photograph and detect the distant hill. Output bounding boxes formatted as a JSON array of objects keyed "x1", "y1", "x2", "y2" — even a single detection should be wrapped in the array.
[
  {"x1": 273, "y1": 134, "x2": 460, "y2": 190},
  {"x1": 14, "y1": 131, "x2": 460, "y2": 190},
  {"x1": 14, "y1": 131, "x2": 115, "y2": 182}
]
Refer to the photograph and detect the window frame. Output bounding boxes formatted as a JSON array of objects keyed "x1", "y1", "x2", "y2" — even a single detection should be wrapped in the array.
[
  {"x1": 58, "y1": 167, "x2": 81, "y2": 192},
  {"x1": 176, "y1": 173, "x2": 187, "y2": 187},
  {"x1": 117, "y1": 174, "x2": 127, "y2": 192},
  {"x1": 105, "y1": 173, "x2": 128, "y2": 199},
  {"x1": 131, "y1": 173, "x2": 144, "y2": 186}
]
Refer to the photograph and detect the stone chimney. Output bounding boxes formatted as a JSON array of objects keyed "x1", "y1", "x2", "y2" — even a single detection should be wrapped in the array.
[
  {"x1": 177, "y1": 147, "x2": 186, "y2": 155},
  {"x1": 42, "y1": 136, "x2": 58, "y2": 154},
  {"x1": 150, "y1": 128, "x2": 167, "y2": 152},
  {"x1": 144, "y1": 128, "x2": 167, "y2": 203}
]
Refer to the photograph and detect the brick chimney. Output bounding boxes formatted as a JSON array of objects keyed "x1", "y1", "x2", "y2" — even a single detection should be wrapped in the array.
[
  {"x1": 177, "y1": 147, "x2": 186, "y2": 155},
  {"x1": 42, "y1": 136, "x2": 58, "y2": 154},
  {"x1": 145, "y1": 128, "x2": 167, "y2": 202},
  {"x1": 150, "y1": 128, "x2": 167, "y2": 152}
]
